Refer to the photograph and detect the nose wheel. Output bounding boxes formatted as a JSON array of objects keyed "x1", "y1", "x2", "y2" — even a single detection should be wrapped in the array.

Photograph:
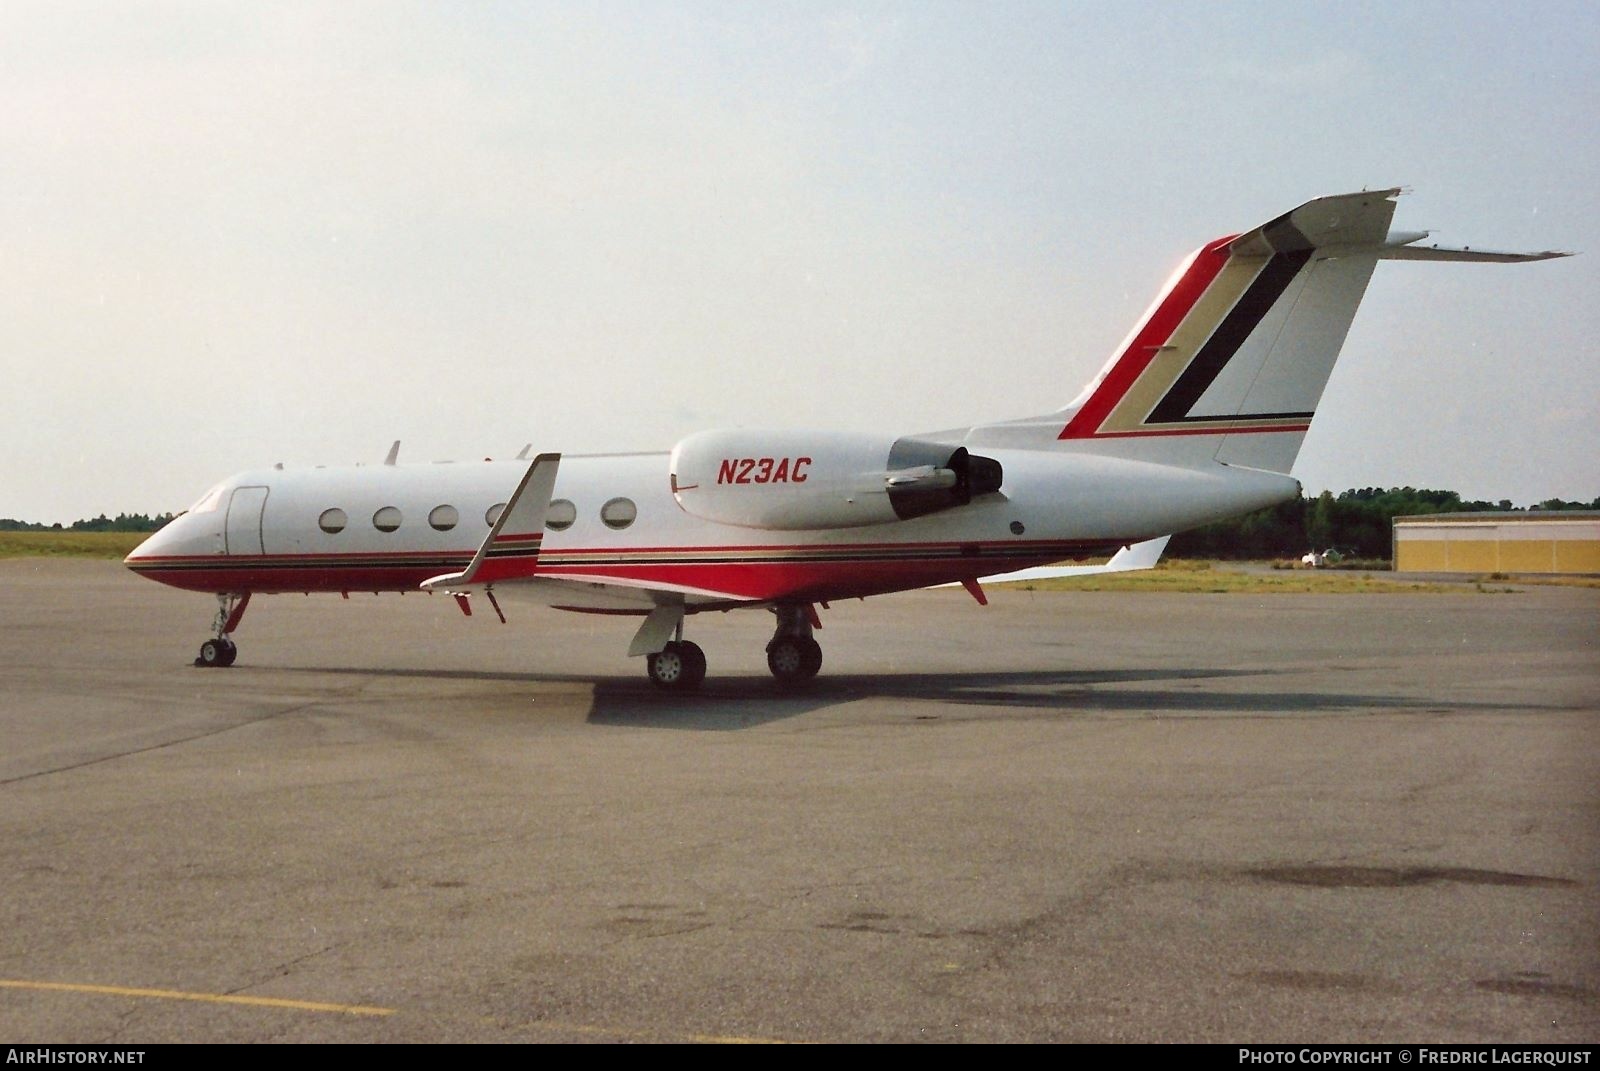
[
  {"x1": 198, "y1": 638, "x2": 238, "y2": 667},
  {"x1": 194, "y1": 592, "x2": 249, "y2": 668}
]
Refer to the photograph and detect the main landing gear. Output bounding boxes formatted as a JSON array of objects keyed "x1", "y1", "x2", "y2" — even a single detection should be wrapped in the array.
[
  {"x1": 640, "y1": 602, "x2": 824, "y2": 691},
  {"x1": 765, "y1": 603, "x2": 822, "y2": 686},
  {"x1": 639, "y1": 607, "x2": 707, "y2": 692},
  {"x1": 646, "y1": 640, "x2": 707, "y2": 692},
  {"x1": 194, "y1": 592, "x2": 249, "y2": 668}
]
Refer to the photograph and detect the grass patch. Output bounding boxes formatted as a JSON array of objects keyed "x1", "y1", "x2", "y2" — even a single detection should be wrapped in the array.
[
  {"x1": 1487, "y1": 574, "x2": 1600, "y2": 590},
  {"x1": 1000, "y1": 559, "x2": 1471, "y2": 595},
  {"x1": 0, "y1": 531, "x2": 147, "y2": 559}
]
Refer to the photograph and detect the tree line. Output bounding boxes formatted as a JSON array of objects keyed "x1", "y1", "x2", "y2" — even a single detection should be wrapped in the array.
[
  {"x1": 1169, "y1": 488, "x2": 1600, "y2": 561},
  {"x1": 0, "y1": 512, "x2": 177, "y2": 533}
]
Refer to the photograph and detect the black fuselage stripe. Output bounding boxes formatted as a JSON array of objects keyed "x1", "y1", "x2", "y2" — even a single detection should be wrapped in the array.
[{"x1": 128, "y1": 542, "x2": 1117, "y2": 574}]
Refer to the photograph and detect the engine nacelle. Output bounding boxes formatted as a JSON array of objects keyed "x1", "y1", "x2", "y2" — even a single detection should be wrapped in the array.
[{"x1": 669, "y1": 429, "x2": 1002, "y2": 530}]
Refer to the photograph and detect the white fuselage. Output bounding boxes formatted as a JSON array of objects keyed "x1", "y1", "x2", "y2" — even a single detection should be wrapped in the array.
[{"x1": 126, "y1": 444, "x2": 1298, "y2": 611}]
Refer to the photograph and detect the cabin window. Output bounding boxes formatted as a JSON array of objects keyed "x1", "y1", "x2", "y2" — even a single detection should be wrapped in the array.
[
  {"x1": 600, "y1": 497, "x2": 637, "y2": 530},
  {"x1": 546, "y1": 499, "x2": 576, "y2": 531},
  {"x1": 428, "y1": 505, "x2": 459, "y2": 532},
  {"x1": 373, "y1": 506, "x2": 402, "y2": 533},
  {"x1": 318, "y1": 508, "x2": 347, "y2": 534},
  {"x1": 485, "y1": 502, "x2": 506, "y2": 526}
]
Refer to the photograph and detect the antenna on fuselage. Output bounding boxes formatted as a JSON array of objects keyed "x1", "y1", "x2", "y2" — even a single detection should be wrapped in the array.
[
  {"x1": 515, "y1": 443, "x2": 533, "y2": 460},
  {"x1": 384, "y1": 440, "x2": 400, "y2": 466}
]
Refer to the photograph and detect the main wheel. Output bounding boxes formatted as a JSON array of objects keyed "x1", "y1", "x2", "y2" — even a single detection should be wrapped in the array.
[
  {"x1": 797, "y1": 637, "x2": 822, "y2": 679},
  {"x1": 217, "y1": 639, "x2": 238, "y2": 667},
  {"x1": 767, "y1": 637, "x2": 822, "y2": 684},
  {"x1": 198, "y1": 639, "x2": 230, "y2": 667},
  {"x1": 647, "y1": 640, "x2": 706, "y2": 691}
]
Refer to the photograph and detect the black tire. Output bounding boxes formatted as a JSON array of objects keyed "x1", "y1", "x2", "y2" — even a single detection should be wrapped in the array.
[
  {"x1": 647, "y1": 641, "x2": 706, "y2": 692},
  {"x1": 767, "y1": 637, "x2": 822, "y2": 684},
  {"x1": 796, "y1": 637, "x2": 822, "y2": 679},
  {"x1": 198, "y1": 639, "x2": 226, "y2": 667},
  {"x1": 676, "y1": 641, "x2": 707, "y2": 689},
  {"x1": 218, "y1": 639, "x2": 238, "y2": 667}
]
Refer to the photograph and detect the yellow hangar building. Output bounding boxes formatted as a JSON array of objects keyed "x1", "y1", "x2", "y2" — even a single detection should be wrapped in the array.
[{"x1": 1393, "y1": 512, "x2": 1600, "y2": 575}]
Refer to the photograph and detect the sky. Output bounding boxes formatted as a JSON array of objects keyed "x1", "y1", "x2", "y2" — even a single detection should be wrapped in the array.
[{"x1": 3, "y1": 1, "x2": 1595, "y2": 524}]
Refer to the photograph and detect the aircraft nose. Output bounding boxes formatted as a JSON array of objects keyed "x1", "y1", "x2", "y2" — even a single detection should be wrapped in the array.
[
  {"x1": 124, "y1": 524, "x2": 172, "y2": 566},
  {"x1": 124, "y1": 512, "x2": 218, "y2": 570}
]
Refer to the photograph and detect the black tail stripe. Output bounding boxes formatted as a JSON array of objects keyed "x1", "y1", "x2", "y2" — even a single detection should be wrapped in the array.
[{"x1": 1147, "y1": 249, "x2": 1312, "y2": 424}]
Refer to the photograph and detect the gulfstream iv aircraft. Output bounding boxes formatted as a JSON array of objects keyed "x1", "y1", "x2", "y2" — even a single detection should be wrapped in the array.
[{"x1": 126, "y1": 190, "x2": 1566, "y2": 689}]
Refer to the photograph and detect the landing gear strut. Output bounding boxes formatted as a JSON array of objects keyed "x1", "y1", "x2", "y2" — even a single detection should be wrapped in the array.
[
  {"x1": 766, "y1": 604, "x2": 822, "y2": 685},
  {"x1": 195, "y1": 592, "x2": 249, "y2": 668}
]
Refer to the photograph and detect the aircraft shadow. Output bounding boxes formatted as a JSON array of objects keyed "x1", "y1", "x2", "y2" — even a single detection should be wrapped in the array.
[
  {"x1": 585, "y1": 672, "x2": 1544, "y2": 729},
  {"x1": 265, "y1": 664, "x2": 1534, "y2": 732}
]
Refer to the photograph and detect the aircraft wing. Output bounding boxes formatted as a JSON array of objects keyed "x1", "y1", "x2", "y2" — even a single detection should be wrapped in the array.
[
  {"x1": 484, "y1": 572, "x2": 761, "y2": 611},
  {"x1": 979, "y1": 535, "x2": 1171, "y2": 584},
  {"x1": 421, "y1": 453, "x2": 561, "y2": 592},
  {"x1": 422, "y1": 451, "x2": 763, "y2": 611}
]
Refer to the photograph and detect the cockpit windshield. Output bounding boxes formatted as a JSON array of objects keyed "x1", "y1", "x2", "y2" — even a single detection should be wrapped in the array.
[{"x1": 186, "y1": 481, "x2": 228, "y2": 515}]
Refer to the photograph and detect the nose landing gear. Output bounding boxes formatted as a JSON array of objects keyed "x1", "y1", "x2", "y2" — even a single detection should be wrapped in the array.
[
  {"x1": 197, "y1": 637, "x2": 237, "y2": 667},
  {"x1": 195, "y1": 592, "x2": 249, "y2": 668}
]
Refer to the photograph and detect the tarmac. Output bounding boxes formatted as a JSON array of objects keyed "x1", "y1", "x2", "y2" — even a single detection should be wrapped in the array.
[{"x1": 2, "y1": 559, "x2": 1596, "y2": 1043}]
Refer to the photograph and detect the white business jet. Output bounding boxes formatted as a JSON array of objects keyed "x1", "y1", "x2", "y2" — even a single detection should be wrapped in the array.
[{"x1": 125, "y1": 190, "x2": 1566, "y2": 689}]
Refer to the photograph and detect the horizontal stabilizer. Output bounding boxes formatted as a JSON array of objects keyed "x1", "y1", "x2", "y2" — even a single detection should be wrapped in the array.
[{"x1": 1380, "y1": 242, "x2": 1572, "y2": 263}]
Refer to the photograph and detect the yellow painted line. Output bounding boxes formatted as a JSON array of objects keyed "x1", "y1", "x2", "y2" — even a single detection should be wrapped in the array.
[
  {"x1": 1, "y1": 979, "x2": 799, "y2": 1041},
  {"x1": 0, "y1": 979, "x2": 394, "y2": 1017}
]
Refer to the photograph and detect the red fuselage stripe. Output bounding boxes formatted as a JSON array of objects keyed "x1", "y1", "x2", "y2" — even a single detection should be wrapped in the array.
[
  {"x1": 125, "y1": 556, "x2": 1076, "y2": 602},
  {"x1": 126, "y1": 540, "x2": 1125, "y2": 601}
]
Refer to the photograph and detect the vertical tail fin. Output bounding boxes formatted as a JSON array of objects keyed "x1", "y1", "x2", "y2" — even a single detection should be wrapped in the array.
[
  {"x1": 1056, "y1": 189, "x2": 1402, "y2": 472},
  {"x1": 962, "y1": 190, "x2": 1565, "y2": 468}
]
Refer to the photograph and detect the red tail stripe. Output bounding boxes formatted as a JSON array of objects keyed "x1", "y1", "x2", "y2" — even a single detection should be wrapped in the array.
[{"x1": 1059, "y1": 234, "x2": 1234, "y2": 439}]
